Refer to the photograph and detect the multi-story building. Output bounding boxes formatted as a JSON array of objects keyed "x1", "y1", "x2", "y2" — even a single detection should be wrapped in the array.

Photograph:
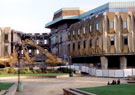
[
  {"x1": 0, "y1": 27, "x2": 22, "y2": 57},
  {"x1": 45, "y1": 8, "x2": 85, "y2": 60},
  {"x1": 46, "y1": 1, "x2": 135, "y2": 69},
  {"x1": 21, "y1": 33, "x2": 50, "y2": 68}
]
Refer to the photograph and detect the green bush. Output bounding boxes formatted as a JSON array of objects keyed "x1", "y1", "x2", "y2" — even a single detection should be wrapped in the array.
[
  {"x1": 57, "y1": 67, "x2": 74, "y2": 73},
  {"x1": 20, "y1": 67, "x2": 33, "y2": 74},
  {"x1": 3, "y1": 68, "x2": 9, "y2": 74},
  {"x1": 8, "y1": 68, "x2": 15, "y2": 74},
  {"x1": 36, "y1": 69, "x2": 42, "y2": 73},
  {"x1": 33, "y1": 70, "x2": 37, "y2": 74}
]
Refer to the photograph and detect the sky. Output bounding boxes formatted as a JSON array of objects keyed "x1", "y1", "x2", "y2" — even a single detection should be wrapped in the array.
[{"x1": 0, "y1": 0, "x2": 132, "y2": 33}]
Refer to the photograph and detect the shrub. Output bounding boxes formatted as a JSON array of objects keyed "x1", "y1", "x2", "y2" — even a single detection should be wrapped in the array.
[
  {"x1": 3, "y1": 68, "x2": 9, "y2": 74},
  {"x1": 33, "y1": 70, "x2": 37, "y2": 74},
  {"x1": 8, "y1": 68, "x2": 15, "y2": 74},
  {"x1": 20, "y1": 67, "x2": 33, "y2": 74},
  {"x1": 57, "y1": 67, "x2": 74, "y2": 73},
  {"x1": 36, "y1": 69, "x2": 42, "y2": 73}
]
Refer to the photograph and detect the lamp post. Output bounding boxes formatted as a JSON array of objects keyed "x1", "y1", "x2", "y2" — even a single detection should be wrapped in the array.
[
  {"x1": 69, "y1": 56, "x2": 73, "y2": 77},
  {"x1": 16, "y1": 44, "x2": 23, "y2": 92}
]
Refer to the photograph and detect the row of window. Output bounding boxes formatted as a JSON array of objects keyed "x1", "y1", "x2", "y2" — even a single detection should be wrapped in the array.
[
  {"x1": 36, "y1": 40, "x2": 48, "y2": 44},
  {"x1": 69, "y1": 21, "x2": 127, "y2": 37},
  {"x1": 71, "y1": 40, "x2": 92, "y2": 50},
  {"x1": 110, "y1": 36, "x2": 128, "y2": 45},
  {"x1": 109, "y1": 21, "x2": 127, "y2": 29},
  {"x1": 70, "y1": 36, "x2": 128, "y2": 50}
]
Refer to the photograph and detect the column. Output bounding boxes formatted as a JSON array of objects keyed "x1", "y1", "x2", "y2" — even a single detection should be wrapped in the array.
[
  {"x1": 120, "y1": 56, "x2": 127, "y2": 69},
  {"x1": 100, "y1": 56, "x2": 108, "y2": 69}
]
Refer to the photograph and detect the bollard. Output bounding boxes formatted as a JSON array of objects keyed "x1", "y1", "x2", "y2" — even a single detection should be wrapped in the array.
[{"x1": 17, "y1": 82, "x2": 23, "y2": 92}]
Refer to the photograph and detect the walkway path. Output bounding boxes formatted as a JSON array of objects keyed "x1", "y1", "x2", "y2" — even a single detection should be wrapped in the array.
[{"x1": 0, "y1": 76, "x2": 127, "y2": 95}]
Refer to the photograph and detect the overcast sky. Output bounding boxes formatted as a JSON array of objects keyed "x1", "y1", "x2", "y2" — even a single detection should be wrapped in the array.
[{"x1": 0, "y1": 0, "x2": 131, "y2": 33}]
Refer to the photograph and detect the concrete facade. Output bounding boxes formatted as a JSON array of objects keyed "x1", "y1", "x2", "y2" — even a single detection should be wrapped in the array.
[
  {"x1": 46, "y1": 1, "x2": 135, "y2": 69},
  {"x1": 0, "y1": 27, "x2": 22, "y2": 57}
]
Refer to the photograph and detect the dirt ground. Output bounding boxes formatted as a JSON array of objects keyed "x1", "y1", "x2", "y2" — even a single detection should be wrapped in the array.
[{"x1": 0, "y1": 76, "x2": 127, "y2": 95}]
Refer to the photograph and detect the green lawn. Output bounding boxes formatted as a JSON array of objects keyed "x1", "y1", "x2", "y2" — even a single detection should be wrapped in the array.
[
  {"x1": 78, "y1": 84, "x2": 135, "y2": 95},
  {"x1": 0, "y1": 73, "x2": 68, "y2": 77},
  {"x1": 0, "y1": 83, "x2": 14, "y2": 90}
]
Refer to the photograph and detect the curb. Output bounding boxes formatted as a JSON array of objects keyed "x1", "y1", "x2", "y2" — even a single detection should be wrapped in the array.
[
  {"x1": 63, "y1": 88, "x2": 96, "y2": 95},
  {"x1": 3, "y1": 83, "x2": 18, "y2": 95}
]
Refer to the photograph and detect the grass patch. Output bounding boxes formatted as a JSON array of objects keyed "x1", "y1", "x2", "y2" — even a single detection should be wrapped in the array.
[
  {"x1": 78, "y1": 84, "x2": 135, "y2": 95},
  {"x1": 0, "y1": 73, "x2": 68, "y2": 77},
  {"x1": 0, "y1": 83, "x2": 14, "y2": 90}
]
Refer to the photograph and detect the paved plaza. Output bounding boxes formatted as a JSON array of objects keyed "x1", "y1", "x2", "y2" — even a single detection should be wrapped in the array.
[{"x1": 0, "y1": 76, "x2": 127, "y2": 95}]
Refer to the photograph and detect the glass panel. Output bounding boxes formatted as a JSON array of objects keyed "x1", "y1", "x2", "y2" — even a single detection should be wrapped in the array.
[
  {"x1": 96, "y1": 23, "x2": 99, "y2": 30},
  {"x1": 89, "y1": 25, "x2": 92, "y2": 32},
  {"x1": 78, "y1": 29, "x2": 80, "y2": 35},
  {"x1": 123, "y1": 21, "x2": 127, "y2": 29},
  {"x1": 83, "y1": 27, "x2": 86, "y2": 34},
  {"x1": 110, "y1": 21, "x2": 114, "y2": 29}
]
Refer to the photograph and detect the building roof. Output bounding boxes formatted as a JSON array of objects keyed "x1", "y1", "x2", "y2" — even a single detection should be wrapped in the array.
[
  {"x1": 80, "y1": 1, "x2": 135, "y2": 18},
  {"x1": 45, "y1": 1, "x2": 135, "y2": 28},
  {"x1": 45, "y1": 8, "x2": 84, "y2": 28}
]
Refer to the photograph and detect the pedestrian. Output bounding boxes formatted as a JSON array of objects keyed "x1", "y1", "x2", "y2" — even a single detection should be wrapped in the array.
[
  {"x1": 107, "y1": 81, "x2": 110, "y2": 85},
  {"x1": 117, "y1": 79, "x2": 120, "y2": 85}
]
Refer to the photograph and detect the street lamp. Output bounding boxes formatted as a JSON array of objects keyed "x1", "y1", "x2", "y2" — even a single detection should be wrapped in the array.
[
  {"x1": 16, "y1": 44, "x2": 23, "y2": 91},
  {"x1": 69, "y1": 56, "x2": 73, "y2": 77}
]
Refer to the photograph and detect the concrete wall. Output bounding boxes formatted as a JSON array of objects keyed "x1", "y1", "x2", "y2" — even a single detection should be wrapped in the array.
[{"x1": 69, "y1": 12, "x2": 135, "y2": 56}]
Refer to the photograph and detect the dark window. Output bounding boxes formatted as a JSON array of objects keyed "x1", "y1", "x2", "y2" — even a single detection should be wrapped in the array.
[
  {"x1": 5, "y1": 34, "x2": 8, "y2": 40},
  {"x1": 110, "y1": 21, "x2": 114, "y2": 29},
  {"x1": 68, "y1": 44, "x2": 70, "y2": 50},
  {"x1": 78, "y1": 42, "x2": 80, "y2": 49},
  {"x1": 110, "y1": 37, "x2": 114, "y2": 45},
  {"x1": 73, "y1": 43, "x2": 75, "y2": 50},
  {"x1": 90, "y1": 39, "x2": 92, "y2": 47},
  {"x1": 124, "y1": 37, "x2": 128, "y2": 45},
  {"x1": 84, "y1": 40, "x2": 86, "y2": 48},
  {"x1": 60, "y1": 37, "x2": 62, "y2": 42}
]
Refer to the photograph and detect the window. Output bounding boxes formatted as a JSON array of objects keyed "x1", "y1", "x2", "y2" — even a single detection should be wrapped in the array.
[
  {"x1": 73, "y1": 43, "x2": 75, "y2": 50},
  {"x1": 68, "y1": 44, "x2": 70, "y2": 50},
  {"x1": 90, "y1": 39, "x2": 92, "y2": 47},
  {"x1": 36, "y1": 40, "x2": 39, "y2": 44},
  {"x1": 5, "y1": 34, "x2": 8, "y2": 40},
  {"x1": 123, "y1": 21, "x2": 127, "y2": 29},
  {"x1": 78, "y1": 42, "x2": 80, "y2": 49},
  {"x1": 37, "y1": 50, "x2": 39, "y2": 54},
  {"x1": 84, "y1": 40, "x2": 86, "y2": 48},
  {"x1": 96, "y1": 23, "x2": 99, "y2": 30},
  {"x1": 83, "y1": 27, "x2": 86, "y2": 34},
  {"x1": 21, "y1": 50, "x2": 23, "y2": 54},
  {"x1": 44, "y1": 40, "x2": 47, "y2": 44},
  {"x1": 73, "y1": 31, "x2": 75, "y2": 37},
  {"x1": 123, "y1": 36, "x2": 128, "y2": 45},
  {"x1": 60, "y1": 37, "x2": 62, "y2": 42},
  {"x1": 110, "y1": 21, "x2": 114, "y2": 29},
  {"x1": 78, "y1": 29, "x2": 80, "y2": 35},
  {"x1": 28, "y1": 49, "x2": 31, "y2": 53},
  {"x1": 89, "y1": 25, "x2": 92, "y2": 32},
  {"x1": 68, "y1": 32, "x2": 70, "y2": 39},
  {"x1": 110, "y1": 37, "x2": 114, "y2": 45}
]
